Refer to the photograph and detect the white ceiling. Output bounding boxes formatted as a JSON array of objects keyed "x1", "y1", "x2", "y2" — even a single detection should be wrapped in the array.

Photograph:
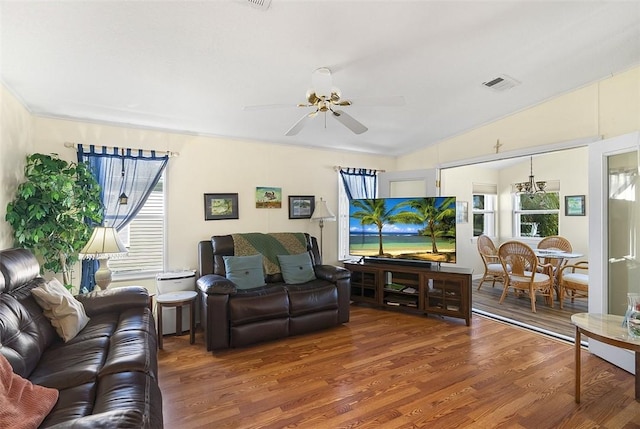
[{"x1": 2, "y1": 1, "x2": 639, "y2": 156}]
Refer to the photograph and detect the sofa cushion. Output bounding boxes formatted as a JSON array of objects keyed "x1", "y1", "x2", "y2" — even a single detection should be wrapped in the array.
[
  {"x1": 31, "y1": 278, "x2": 90, "y2": 342},
  {"x1": 0, "y1": 353, "x2": 58, "y2": 429},
  {"x1": 29, "y1": 336, "x2": 109, "y2": 390},
  {"x1": 277, "y1": 252, "x2": 316, "y2": 284},
  {"x1": 229, "y1": 287, "x2": 289, "y2": 325},
  {"x1": 223, "y1": 254, "x2": 265, "y2": 289},
  {"x1": 287, "y1": 282, "x2": 338, "y2": 317}
]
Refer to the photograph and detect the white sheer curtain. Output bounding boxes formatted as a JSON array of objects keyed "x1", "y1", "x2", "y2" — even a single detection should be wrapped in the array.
[{"x1": 338, "y1": 168, "x2": 379, "y2": 260}]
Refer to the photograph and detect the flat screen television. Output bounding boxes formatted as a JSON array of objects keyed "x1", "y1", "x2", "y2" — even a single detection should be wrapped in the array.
[{"x1": 348, "y1": 196, "x2": 457, "y2": 264}]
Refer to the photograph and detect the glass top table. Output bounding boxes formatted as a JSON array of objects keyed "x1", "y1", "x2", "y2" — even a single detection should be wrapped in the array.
[{"x1": 571, "y1": 313, "x2": 640, "y2": 403}]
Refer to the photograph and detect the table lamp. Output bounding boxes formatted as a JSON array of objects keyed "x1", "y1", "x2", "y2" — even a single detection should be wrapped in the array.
[
  {"x1": 311, "y1": 197, "x2": 336, "y2": 258},
  {"x1": 79, "y1": 226, "x2": 128, "y2": 290}
]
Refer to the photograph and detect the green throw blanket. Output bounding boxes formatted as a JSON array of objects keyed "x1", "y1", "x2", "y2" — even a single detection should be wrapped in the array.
[{"x1": 232, "y1": 233, "x2": 308, "y2": 275}]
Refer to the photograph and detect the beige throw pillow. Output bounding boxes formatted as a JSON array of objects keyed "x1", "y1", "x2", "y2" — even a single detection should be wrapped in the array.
[{"x1": 31, "y1": 278, "x2": 90, "y2": 342}]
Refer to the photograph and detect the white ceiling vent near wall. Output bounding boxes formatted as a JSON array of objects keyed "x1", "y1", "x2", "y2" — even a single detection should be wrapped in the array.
[
  {"x1": 482, "y1": 75, "x2": 520, "y2": 91},
  {"x1": 246, "y1": 0, "x2": 271, "y2": 10}
]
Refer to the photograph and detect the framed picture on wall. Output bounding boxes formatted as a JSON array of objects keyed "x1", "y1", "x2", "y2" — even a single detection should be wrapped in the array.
[
  {"x1": 565, "y1": 195, "x2": 585, "y2": 216},
  {"x1": 204, "y1": 193, "x2": 239, "y2": 220},
  {"x1": 288, "y1": 195, "x2": 315, "y2": 219},
  {"x1": 256, "y1": 186, "x2": 282, "y2": 208}
]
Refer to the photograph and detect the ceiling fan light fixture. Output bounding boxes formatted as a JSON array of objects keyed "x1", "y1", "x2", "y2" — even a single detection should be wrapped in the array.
[
  {"x1": 306, "y1": 90, "x2": 319, "y2": 104},
  {"x1": 330, "y1": 88, "x2": 341, "y2": 102}
]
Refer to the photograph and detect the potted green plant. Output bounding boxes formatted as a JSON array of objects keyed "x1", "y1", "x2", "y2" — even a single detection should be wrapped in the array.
[{"x1": 5, "y1": 153, "x2": 103, "y2": 287}]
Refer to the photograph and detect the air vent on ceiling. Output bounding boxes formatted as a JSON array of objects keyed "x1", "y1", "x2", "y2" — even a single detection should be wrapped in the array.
[
  {"x1": 482, "y1": 75, "x2": 520, "y2": 91},
  {"x1": 246, "y1": 0, "x2": 271, "y2": 10}
]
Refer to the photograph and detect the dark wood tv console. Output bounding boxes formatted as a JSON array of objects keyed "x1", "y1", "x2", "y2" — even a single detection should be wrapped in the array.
[{"x1": 344, "y1": 261, "x2": 472, "y2": 326}]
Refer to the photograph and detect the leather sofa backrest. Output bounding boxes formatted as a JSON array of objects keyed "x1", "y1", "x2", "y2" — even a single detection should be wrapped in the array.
[
  {"x1": 198, "y1": 233, "x2": 322, "y2": 283},
  {"x1": 0, "y1": 248, "x2": 58, "y2": 377}
]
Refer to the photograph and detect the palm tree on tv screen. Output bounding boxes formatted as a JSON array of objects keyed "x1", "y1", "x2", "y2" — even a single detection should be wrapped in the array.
[
  {"x1": 350, "y1": 199, "x2": 404, "y2": 255},
  {"x1": 397, "y1": 197, "x2": 456, "y2": 254}
]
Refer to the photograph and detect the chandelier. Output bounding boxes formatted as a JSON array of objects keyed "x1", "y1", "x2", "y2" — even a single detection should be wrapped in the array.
[{"x1": 515, "y1": 156, "x2": 546, "y2": 196}]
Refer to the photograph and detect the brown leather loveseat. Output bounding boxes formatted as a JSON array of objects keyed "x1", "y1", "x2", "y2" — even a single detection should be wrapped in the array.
[
  {"x1": 197, "y1": 233, "x2": 351, "y2": 351},
  {"x1": 0, "y1": 248, "x2": 163, "y2": 428}
]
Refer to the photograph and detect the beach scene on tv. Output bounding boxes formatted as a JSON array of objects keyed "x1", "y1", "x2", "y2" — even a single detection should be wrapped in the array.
[{"x1": 349, "y1": 197, "x2": 457, "y2": 263}]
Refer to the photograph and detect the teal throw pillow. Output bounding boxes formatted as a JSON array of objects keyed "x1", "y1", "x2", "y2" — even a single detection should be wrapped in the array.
[
  {"x1": 277, "y1": 252, "x2": 316, "y2": 284},
  {"x1": 223, "y1": 254, "x2": 265, "y2": 289}
]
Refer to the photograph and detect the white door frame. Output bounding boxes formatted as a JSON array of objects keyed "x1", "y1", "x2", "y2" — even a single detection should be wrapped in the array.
[{"x1": 589, "y1": 131, "x2": 640, "y2": 373}]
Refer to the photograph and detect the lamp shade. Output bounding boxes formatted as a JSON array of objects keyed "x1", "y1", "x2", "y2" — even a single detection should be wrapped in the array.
[
  {"x1": 79, "y1": 226, "x2": 128, "y2": 260},
  {"x1": 311, "y1": 198, "x2": 336, "y2": 222}
]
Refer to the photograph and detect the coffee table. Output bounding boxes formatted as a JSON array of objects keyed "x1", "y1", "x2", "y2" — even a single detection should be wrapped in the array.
[{"x1": 571, "y1": 313, "x2": 640, "y2": 403}]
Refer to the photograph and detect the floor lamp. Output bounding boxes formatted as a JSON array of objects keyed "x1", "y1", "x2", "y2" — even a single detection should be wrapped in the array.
[
  {"x1": 79, "y1": 226, "x2": 128, "y2": 290},
  {"x1": 311, "y1": 197, "x2": 336, "y2": 259}
]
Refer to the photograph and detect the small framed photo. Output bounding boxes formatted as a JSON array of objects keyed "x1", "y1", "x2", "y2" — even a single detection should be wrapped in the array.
[
  {"x1": 288, "y1": 195, "x2": 315, "y2": 219},
  {"x1": 565, "y1": 195, "x2": 586, "y2": 216},
  {"x1": 204, "y1": 193, "x2": 239, "y2": 220}
]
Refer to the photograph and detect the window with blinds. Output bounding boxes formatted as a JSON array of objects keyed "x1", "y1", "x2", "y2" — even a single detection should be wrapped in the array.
[
  {"x1": 472, "y1": 183, "x2": 497, "y2": 237},
  {"x1": 110, "y1": 176, "x2": 165, "y2": 276}
]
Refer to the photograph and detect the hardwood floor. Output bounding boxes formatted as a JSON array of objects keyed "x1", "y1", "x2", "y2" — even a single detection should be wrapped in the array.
[
  {"x1": 158, "y1": 305, "x2": 640, "y2": 429},
  {"x1": 472, "y1": 279, "x2": 588, "y2": 340}
]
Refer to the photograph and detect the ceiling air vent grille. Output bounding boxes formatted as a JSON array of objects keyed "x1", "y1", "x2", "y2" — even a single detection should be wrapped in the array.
[
  {"x1": 246, "y1": 0, "x2": 271, "y2": 10},
  {"x1": 482, "y1": 75, "x2": 520, "y2": 91}
]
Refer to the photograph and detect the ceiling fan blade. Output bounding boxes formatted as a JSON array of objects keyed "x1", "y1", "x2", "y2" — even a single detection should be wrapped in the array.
[
  {"x1": 285, "y1": 112, "x2": 314, "y2": 136},
  {"x1": 332, "y1": 110, "x2": 368, "y2": 134},
  {"x1": 349, "y1": 95, "x2": 406, "y2": 107},
  {"x1": 311, "y1": 67, "x2": 333, "y2": 97}
]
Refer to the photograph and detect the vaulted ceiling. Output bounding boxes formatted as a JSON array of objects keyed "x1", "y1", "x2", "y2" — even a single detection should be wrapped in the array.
[{"x1": 2, "y1": 1, "x2": 639, "y2": 156}]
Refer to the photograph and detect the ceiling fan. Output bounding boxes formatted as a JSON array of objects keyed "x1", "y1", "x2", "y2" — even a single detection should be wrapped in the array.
[{"x1": 244, "y1": 67, "x2": 405, "y2": 136}]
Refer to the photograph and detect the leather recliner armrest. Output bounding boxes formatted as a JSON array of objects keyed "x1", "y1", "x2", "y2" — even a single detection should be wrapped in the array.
[
  {"x1": 75, "y1": 286, "x2": 149, "y2": 317},
  {"x1": 314, "y1": 265, "x2": 351, "y2": 283},
  {"x1": 197, "y1": 274, "x2": 238, "y2": 295}
]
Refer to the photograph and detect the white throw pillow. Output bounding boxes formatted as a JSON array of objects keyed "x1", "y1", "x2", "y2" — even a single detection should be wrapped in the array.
[{"x1": 31, "y1": 278, "x2": 90, "y2": 342}]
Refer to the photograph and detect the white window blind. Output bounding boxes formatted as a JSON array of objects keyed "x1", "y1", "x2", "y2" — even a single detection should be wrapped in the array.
[{"x1": 110, "y1": 176, "x2": 165, "y2": 275}]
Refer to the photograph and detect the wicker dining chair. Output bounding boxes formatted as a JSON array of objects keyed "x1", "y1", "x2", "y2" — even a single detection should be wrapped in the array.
[
  {"x1": 558, "y1": 261, "x2": 588, "y2": 309},
  {"x1": 476, "y1": 235, "x2": 507, "y2": 291},
  {"x1": 498, "y1": 240, "x2": 554, "y2": 313},
  {"x1": 537, "y1": 235, "x2": 572, "y2": 269}
]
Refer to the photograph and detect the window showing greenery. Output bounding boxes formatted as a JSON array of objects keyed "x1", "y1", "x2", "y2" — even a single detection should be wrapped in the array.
[
  {"x1": 513, "y1": 192, "x2": 559, "y2": 237},
  {"x1": 472, "y1": 194, "x2": 496, "y2": 237}
]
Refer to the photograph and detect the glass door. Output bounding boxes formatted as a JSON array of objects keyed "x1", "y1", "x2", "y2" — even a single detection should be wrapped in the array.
[{"x1": 589, "y1": 131, "x2": 640, "y2": 373}]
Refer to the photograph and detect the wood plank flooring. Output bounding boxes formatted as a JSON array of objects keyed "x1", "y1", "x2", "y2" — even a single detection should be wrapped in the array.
[
  {"x1": 472, "y1": 279, "x2": 588, "y2": 340},
  {"x1": 158, "y1": 305, "x2": 639, "y2": 429}
]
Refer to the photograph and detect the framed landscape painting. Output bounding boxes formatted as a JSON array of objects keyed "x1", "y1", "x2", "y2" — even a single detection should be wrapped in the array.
[
  {"x1": 204, "y1": 193, "x2": 239, "y2": 220},
  {"x1": 288, "y1": 195, "x2": 315, "y2": 219},
  {"x1": 565, "y1": 195, "x2": 585, "y2": 216},
  {"x1": 256, "y1": 187, "x2": 282, "y2": 209}
]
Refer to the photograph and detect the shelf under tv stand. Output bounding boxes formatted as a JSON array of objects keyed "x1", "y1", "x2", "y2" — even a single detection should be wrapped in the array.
[{"x1": 344, "y1": 260, "x2": 472, "y2": 326}]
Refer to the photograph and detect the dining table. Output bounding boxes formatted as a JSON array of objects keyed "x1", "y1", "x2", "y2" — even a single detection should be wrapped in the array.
[{"x1": 533, "y1": 249, "x2": 584, "y2": 298}]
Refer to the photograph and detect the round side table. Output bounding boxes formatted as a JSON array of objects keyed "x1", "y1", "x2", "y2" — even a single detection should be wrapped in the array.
[{"x1": 156, "y1": 290, "x2": 197, "y2": 349}]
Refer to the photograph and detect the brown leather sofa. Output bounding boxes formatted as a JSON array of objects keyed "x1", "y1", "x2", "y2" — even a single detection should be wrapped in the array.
[
  {"x1": 0, "y1": 248, "x2": 163, "y2": 428},
  {"x1": 197, "y1": 233, "x2": 351, "y2": 351}
]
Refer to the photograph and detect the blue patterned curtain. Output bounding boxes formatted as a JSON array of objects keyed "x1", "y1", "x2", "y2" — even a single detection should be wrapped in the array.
[
  {"x1": 339, "y1": 168, "x2": 378, "y2": 199},
  {"x1": 77, "y1": 145, "x2": 169, "y2": 292}
]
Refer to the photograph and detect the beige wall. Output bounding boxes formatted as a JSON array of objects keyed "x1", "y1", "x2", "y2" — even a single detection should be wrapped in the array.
[{"x1": 0, "y1": 85, "x2": 34, "y2": 247}]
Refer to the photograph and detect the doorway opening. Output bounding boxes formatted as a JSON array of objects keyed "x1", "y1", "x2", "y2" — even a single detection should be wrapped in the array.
[{"x1": 441, "y1": 146, "x2": 589, "y2": 341}]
